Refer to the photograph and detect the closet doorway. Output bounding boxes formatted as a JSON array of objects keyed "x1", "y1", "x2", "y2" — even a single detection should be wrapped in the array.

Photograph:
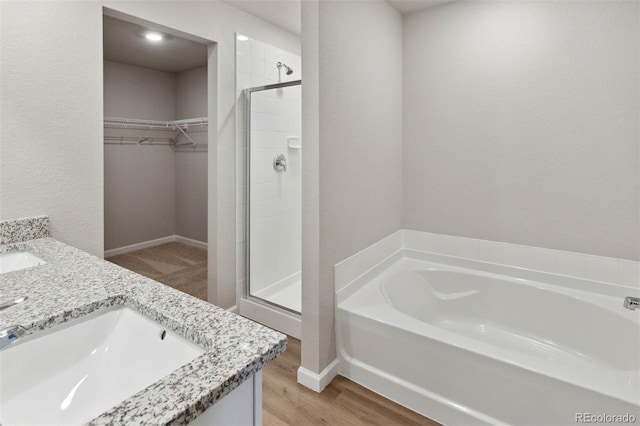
[{"x1": 102, "y1": 15, "x2": 210, "y2": 301}]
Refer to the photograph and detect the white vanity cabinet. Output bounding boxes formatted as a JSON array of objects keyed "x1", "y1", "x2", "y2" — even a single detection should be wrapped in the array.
[{"x1": 190, "y1": 372, "x2": 262, "y2": 426}]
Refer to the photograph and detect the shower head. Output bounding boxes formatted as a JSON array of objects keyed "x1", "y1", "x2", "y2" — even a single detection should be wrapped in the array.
[{"x1": 277, "y1": 61, "x2": 294, "y2": 76}]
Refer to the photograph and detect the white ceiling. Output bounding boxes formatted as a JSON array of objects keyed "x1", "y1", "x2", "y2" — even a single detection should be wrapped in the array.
[
  {"x1": 103, "y1": 1, "x2": 455, "y2": 73},
  {"x1": 223, "y1": 1, "x2": 301, "y2": 35},
  {"x1": 103, "y1": 16, "x2": 208, "y2": 73},
  {"x1": 221, "y1": 0, "x2": 456, "y2": 38},
  {"x1": 387, "y1": 0, "x2": 457, "y2": 15}
]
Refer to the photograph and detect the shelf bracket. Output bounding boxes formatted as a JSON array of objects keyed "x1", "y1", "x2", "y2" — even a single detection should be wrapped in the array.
[{"x1": 173, "y1": 123, "x2": 196, "y2": 147}]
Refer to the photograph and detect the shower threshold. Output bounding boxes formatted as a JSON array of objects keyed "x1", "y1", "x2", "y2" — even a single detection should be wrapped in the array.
[{"x1": 253, "y1": 272, "x2": 301, "y2": 313}]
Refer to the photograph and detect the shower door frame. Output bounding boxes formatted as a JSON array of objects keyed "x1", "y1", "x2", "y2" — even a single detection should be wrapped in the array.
[{"x1": 243, "y1": 79, "x2": 302, "y2": 316}]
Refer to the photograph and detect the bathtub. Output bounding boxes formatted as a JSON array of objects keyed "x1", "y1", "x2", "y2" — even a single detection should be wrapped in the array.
[{"x1": 336, "y1": 251, "x2": 640, "y2": 425}]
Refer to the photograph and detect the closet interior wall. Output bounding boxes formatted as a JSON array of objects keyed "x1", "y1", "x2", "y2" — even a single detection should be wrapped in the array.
[
  {"x1": 104, "y1": 60, "x2": 208, "y2": 252},
  {"x1": 175, "y1": 67, "x2": 208, "y2": 243}
]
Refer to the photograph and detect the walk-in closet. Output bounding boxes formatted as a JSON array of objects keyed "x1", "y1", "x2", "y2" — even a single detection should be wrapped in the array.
[{"x1": 102, "y1": 15, "x2": 210, "y2": 301}]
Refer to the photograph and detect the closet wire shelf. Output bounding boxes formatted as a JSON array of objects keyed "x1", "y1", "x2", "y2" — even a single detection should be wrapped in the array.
[{"x1": 104, "y1": 117, "x2": 208, "y2": 151}]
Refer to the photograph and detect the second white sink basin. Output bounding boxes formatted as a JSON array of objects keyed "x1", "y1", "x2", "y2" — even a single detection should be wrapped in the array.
[
  {"x1": 0, "y1": 306, "x2": 204, "y2": 425},
  {"x1": 0, "y1": 251, "x2": 46, "y2": 274}
]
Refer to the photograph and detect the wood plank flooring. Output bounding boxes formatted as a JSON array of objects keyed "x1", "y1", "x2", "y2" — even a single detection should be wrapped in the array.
[
  {"x1": 262, "y1": 337, "x2": 440, "y2": 426},
  {"x1": 106, "y1": 242, "x2": 207, "y2": 301}
]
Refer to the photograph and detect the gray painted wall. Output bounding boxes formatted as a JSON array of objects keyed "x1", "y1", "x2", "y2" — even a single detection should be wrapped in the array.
[
  {"x1": 302, "y1": 0, "x2": 403, "y2": 374},
  {"x1": 403, "y1": 1, "x2": 640, "y2": 260},
  {"x1": 175, "y1": 152, "x2": 208, "y2": 242},
  {"x1": 176, "y1": 67, "x2": 208, "y2": 121},
  {"x1": 301, "y1": 0, "x2": 322, "y2": 375},
  {"x1": 104, "y1": 61, "x2": 177, "y2": 250},
  {"x1": 104, "y1": 61, "x2": 176, "y2": 120},
  {"x1": 301, "y1": 0, "x2": 639, "y2": 377},
  {"x1": 104, "y1": 62, "x2": 208, "y2": 250},
  {"x1": 176, "y1": 67, "x2": 208, "y2": 242}
]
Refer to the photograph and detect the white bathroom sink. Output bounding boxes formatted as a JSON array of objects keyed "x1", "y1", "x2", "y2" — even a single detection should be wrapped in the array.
[
  {"x1": 0, "y1": 306, "x2": 204, "y2": 425},
  {"x1": 0, "y1": 251, "x2": 46, "y2": 274}
]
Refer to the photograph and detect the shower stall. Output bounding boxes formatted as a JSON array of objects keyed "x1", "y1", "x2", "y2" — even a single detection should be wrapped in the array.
[{"x1": 243, "y1": 79, "x2": 302, "y2": 317}]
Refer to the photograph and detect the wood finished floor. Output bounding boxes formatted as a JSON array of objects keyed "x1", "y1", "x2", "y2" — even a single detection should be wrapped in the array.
[
  {"x1": 106, "y1": 242, "x2": 207, "y2": 301},
  {"x1": 262, "y1": 337, "x2": 440, "y2": 426}
]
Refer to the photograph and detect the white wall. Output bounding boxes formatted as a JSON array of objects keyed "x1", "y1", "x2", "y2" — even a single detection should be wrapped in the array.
[
  {"x1": 0, "y1": 0, "x2": 299, "y2": 308},
  {"x1": 176, "y1": 66, "x2": 208, "y2": 242},
  {"x1": 403, "y1": 0, "x2": 640, "y2": 261},
  {"x1": 235, "y1": 36, "x2": 302, "y2": 298},
  {"x1": 104, "y1": 61, "x2": 177, "y2": 250},
  {"x1": 0, "y1": 1, "x2": 104, "y2": 256},
  {"x1": 301, "y1": 0, "x2": 403, "y2": 374}
]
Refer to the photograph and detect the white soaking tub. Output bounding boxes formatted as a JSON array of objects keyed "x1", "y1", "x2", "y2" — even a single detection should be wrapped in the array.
[{"x1": 336, "y1": 252, "x2": 640, "y2": 425}]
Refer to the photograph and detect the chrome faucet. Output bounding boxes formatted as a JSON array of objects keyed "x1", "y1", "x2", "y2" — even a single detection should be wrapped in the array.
[
  {"x1": 273, "y1": 154, "x2": 287, "y2": 172},
  {"x1": 0, "y1": 325, "x2": 26, "y2": 350},
  {"x1": 623, "y1": 296, "x2": 640, "y2": 310}
]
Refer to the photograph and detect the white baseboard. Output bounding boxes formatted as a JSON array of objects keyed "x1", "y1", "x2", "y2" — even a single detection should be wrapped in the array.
[
  {"x1": 104, "y1": 235, "x2": 208, "y2": 257},
  {"x1": 297, "y1": 359, "x2": 340, "y2": 393},
  {"x1": 175, "y1": 235, "x2": 208, "y2": 250},
  {"x1": 104, "y1": 236, "x2": 176, "y2": 257},
  {"x1": 227, "y1": 305, "x2": 238, "y2": 314}
]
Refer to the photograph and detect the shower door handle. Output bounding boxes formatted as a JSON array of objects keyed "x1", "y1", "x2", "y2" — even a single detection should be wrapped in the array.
[{"x1": 273, "y1": 154, "x2": 287, "y2": 172}]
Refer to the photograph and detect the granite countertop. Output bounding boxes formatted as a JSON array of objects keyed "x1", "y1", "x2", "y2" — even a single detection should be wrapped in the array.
[{"x1": 0, "y1": 237, "x2": 287, "y2": 425}]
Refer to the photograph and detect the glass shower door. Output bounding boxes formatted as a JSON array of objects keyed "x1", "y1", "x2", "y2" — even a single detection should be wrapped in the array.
[{"x1": 245, "y1": 80, "x2": 302, "y2": 314}]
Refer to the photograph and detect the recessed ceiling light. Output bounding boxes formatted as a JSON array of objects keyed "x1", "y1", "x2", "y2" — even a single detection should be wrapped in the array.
[
  {"x1": 145, "y1": 32, "x2": 163, "y2": 42},
  {"x1": 237, "y1": 35, "x2": 249, "y2": 41}
]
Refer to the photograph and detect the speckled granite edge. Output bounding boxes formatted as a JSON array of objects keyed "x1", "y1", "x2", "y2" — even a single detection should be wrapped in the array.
[
  {"x1": 0, "y1": 237, "x2": 287, "y2": 425},
  {"x1": 166, "y1": 343, "x2": 286, "y2": 426},
  {"x1": 19, "y1": 296, "x2": 126, "y2": 337},
  {"x1": 0, "y1": 215, "x2": 50, "y2": 244}
]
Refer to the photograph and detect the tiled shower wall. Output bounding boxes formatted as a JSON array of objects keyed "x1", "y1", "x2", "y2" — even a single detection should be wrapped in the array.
[{"x1": 235, "y1": 35, "x2": 302, "y2": 297}]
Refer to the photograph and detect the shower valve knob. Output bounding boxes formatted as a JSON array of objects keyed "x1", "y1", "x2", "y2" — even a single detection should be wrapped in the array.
[{"x1": 273, "y1": 154, "x2": 287, "y2": 172}]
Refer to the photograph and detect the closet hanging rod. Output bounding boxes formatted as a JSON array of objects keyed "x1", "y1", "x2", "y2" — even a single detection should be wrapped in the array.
[
  {"x1": 104, "y1": 135, "x2": 174, "y2": 143},
  {"x1": 104, "y1": 138, "x2": 207, "y2": 151},
  {"x1": 104, "y1": 117, "x2": 208, "y2": 130},
  {"x1": 104, "y1": 140, "x2": 172, "y2": 145}
]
